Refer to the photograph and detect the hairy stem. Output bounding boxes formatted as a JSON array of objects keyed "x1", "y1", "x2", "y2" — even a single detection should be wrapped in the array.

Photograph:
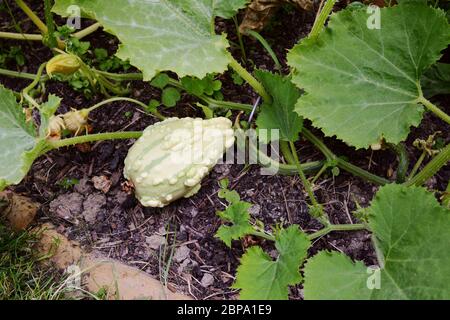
[
  {"x1": 249, "y1": 230, "x2": 275, "y2": 242},
  {"x1": 0, "y1": 68, "x2": 49, "y2": 81},
  {"x1": 228, "y1": 55, "x2": 272, "y2": 103},
  {"x1": 309, "y1": 0, "x2": 337, "y2": 40},
  {"x1": 280, "y1": 141, "x2": 296, "y2": 165},
  {"x1": 407, "y1": 151, "x2": 426, "y2": 180},
  {"x1": 86, "y1": 97, "x2": 165, "y2": 120},
  {"x1": 47, "y1": 131, "x2": 143, "y2": 151},
  {"x1": 387, "y1": 143, "x2": 409, "y2": 183},
  {"x1": 249, "y1": 223, "x2": 367, "y2": 242},
  {"x1": 404, "y1": 143, "x2": 450, "y2": 187},
  {"x1": 235, "y1": 128, "x2": 324, "y2": 175},
  {"x1": 302, "y1": 128, "x2": 390, "y2": 185},
  {"x1": 308, "y1": 223, "x2": 366, "y2": 240},
  {"x1": 418, "y1": 96, "x2": 450, "y2": 125},
  {"x1": 0, "y1": 22, "x2": 101, "y2": 42},
  {"x1": 73, "y1": 22, "x2": 102, "y2": 39},
  {"x1": 44, "y1": 0, "x2": 58, "y2": 48},
  {"x1": 289, "y1": 141, "x2": 325, "y2": 219},
  {"x1": 15, "y1": 0, "x2": 48, "y2": 34},
  {"x1": 0, "y1": 31, "x2": 42, "y2": 41},
  {"x1": 22, "y1": 62, "x2": 47, "y2": 108}
]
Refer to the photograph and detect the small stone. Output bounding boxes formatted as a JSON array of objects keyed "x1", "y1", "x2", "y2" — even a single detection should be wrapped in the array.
[
  {"x1": 82, "y1": 193, "x2": 106, "y2": 223},
  {"x1": 49, "y1": 193, "x2": 84, "y2": 221},
  {"x1": 92, "y1": 175, "x2": 112, "y2": 194},
  {"x1": 248, "y1": 204, "x2": 261, "y2": 216},
  {"x1": 200, "y1": 273, "x2": 214, "y2": 288},
  {"x1": 173, "y1": 245, "x2": 190, "y2": 263},
  {"x1": 146, "y1": 235, "x2": 166, "y2": 250}
]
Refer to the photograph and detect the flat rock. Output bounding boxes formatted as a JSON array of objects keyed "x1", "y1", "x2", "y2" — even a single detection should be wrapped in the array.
[
  {"x1": 146, "y1": 234, "x2": 166, "y2": 250},
  {"x1": 0, "y1": 191, "x2": 39, "y2": 231},
  {"x1": 201, "y1": 273, "x2": 215, "y2": 288},
  {"x1": 49, "y1": 193, "x2": 84, "y2": 221},
  {"x1": 35, "y1": 223, "x2": 191, "y2": 300},
  {"x1": 82, "y1": 193, "x2": 106, "y2": 223}
]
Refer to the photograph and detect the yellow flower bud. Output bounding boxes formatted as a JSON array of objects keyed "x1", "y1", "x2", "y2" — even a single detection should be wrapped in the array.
[{"x1": 46, "y1": 53, "x2": 81, "y2": 77}]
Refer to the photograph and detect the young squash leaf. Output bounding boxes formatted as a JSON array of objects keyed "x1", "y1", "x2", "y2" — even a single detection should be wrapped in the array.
[
  {"x1": 233, "y1": 226, "x2": 310, "y2": 299},
  {"x1": 287, "y1": 4, "x2": 449, "y2": 149},
  {"x1": 421, "y1": 63, "x2": 450, "y2": 98},
  {"x1": 0, "y1": 86, "x2": 45, "y2": 191},
  {"x1": 216, "y1": 201, "x2": 253, "y2": 247},
  {"x1": 38, "y1": 94, "x2": 62, "y2": 137},
  {"x1": 255, "y1": 70, "x2": 303, "y2": 143},
  {"x1": 303, "y1": 184, "x2": 450, "y2": 300},
  {"x1": 52, "y1": 0, "x2": 248, "y2": 80}
]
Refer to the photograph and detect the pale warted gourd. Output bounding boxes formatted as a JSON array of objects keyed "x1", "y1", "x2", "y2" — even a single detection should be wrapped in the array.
[{"x1": 124, "y1": 117, "x2": 235, "y2": 207}]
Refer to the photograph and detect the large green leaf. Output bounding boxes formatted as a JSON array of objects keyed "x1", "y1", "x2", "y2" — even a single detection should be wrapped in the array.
[
  {"x1": 421, "y1": 63, "x2": 450, "y2": 98},
  {"x1": 0, "y1": 86, "x2": 40, "y2": 191},
  {"x1": 53, "y1": 0, "x2": 248, "y2": 80},
  {"x1": 287, "y1": 4, "x2": 450, "y2": 149},
  {"x1": 255, "y1": 70, "x2": 303, "y2": 143},
  {"x1": 233, "y1": 226, "x2": 310, "y2": 299},
  {"x1": 304, "y1": 184, "x2": 450, "y2": 300}
]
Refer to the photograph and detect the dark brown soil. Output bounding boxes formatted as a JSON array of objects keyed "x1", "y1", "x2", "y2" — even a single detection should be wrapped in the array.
[{"x1": 1, "y1": 2, "x2": 448, "y2": 300}]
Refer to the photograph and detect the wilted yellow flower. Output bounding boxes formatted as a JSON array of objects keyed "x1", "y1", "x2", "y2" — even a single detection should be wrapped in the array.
[
  {"x1": 46, "y1": 115, "x2": 66, "y2": 140},
  {"x1": 62, "y1": 108, "x2": 90, "y2": 135}
]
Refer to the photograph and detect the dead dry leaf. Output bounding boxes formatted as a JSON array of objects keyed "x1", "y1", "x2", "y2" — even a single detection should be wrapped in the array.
[{"x1": 239, "y1": 0, "x2": 313, "y2": 33}]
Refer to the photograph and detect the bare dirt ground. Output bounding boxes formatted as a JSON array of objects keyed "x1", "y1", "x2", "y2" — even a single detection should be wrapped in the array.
[{"x1": 1, "y1": 2, "x2": 448, "y2": 299}]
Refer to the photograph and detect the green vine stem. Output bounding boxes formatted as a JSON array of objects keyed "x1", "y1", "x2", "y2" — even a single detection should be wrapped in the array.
[
  {"x1": 302, "y1": 128, "x2": 391, "y2": 185},
  {"x1": 44, "y1": 0, "x2": 58, "y2": 48},
  {"x1": 0, "y1": 31, "x2": 42, "y2": 41},
  {"x1": 387, "y1": 143, "x2": 409, "y2": 183},
  {"x1": 234, "y1": 128, "x2": 324, "y2": 175},
  {"x1": 418, "y1": 96, "x2": 450, "y2": 125},
  {"x1": 22, "y1": 62, "x2": 47, "y2": 108},
  {"x1": 15, "y1": 0, "x2": 48, "y2": 34},
  {"x1": 280, "y1": 140, "x2": 296, "y2": 165},
  {"x1": 246, "y1": 30, "x2": 282, "y2": 71},
  {"x1": 46, "y1": 131, "x2": 143, "y2": 152},
  {"x1": 228, "y1": 54, "x2": 272, "y2": 103},
  {"x1": 404, "y1": 143, "x2": 450, "y2": 187},
  {"x1": 289, "y1": 141, "x2": 326, "y2": 222},
  {"x1": 86, "y1": 96, "x2": 165, "y2": 120},
  {"x1": 249, "y1": 223, "x2": 367, "y2": 242},
  {"x1": 407, "y1": 151, "x2": 426, "y2": 180},
  {"x1": 309, "y1": 0, "x2": 337, "y2": 40},
  {"x1": 73, "y1": 22, "x2": 102, "y2": 39},
  {"x1": 0, "y1": 22, "x2": 102, "y2": 42},
  {"x1": 307, "y1": 223, "x2": 366, "y2": 240},
  {"x1": 0, "y1": 67, "x2": 50, "y2": 81}
]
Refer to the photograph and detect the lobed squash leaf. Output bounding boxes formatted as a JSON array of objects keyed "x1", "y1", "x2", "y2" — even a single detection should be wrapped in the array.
[
  {"x1": 0, "y1": 86, "x2": 44, "y2": 191},
  {"x1": 303, "y1": 184, "x2": 450, "y2": 300},
  {"x1": 287, "y1": 4, "x2": 450, "y2": 149},
  {"x1": 53, "y1": 0, "x2": 249, "y2": 81},
  {"x1": 233, "y1": 226, "x2": 310, "y2": 299}
]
